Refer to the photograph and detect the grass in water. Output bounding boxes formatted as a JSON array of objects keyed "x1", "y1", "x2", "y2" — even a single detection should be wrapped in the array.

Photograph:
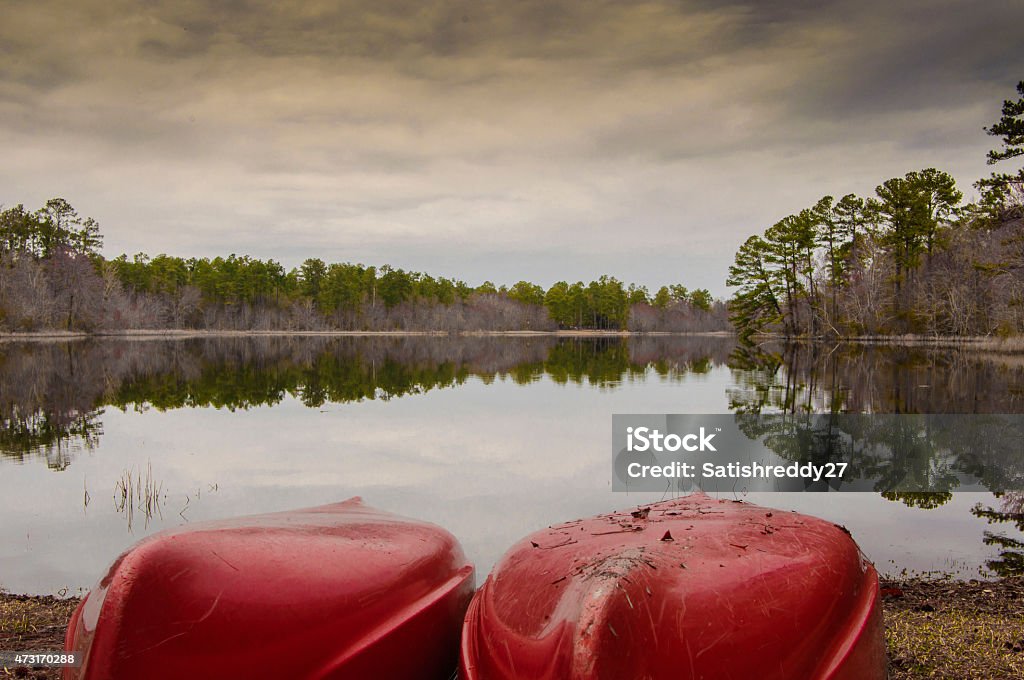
[{"x1": 112, "y1": 461, "x2": 164, "y2": 532}]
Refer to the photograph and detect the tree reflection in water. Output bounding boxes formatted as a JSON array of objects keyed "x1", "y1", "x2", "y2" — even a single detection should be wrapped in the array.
[
  {"x1": 4, "y1": 335, "x2": 1024, "y2": 575},
  {"x1": 972, "y1": 493, "x2": 1024, "y2": 577},
  {"x1": 0, "y1": 335, "x2": 731, "y2": 467},
  {"x1": 730, "y1": 339, "x2": 1024, "y2": 574}
]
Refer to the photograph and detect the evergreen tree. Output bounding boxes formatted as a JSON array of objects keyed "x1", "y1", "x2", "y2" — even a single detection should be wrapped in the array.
[{"x1": 977, "y1": 80, "x2": 1024, "y2": 209}]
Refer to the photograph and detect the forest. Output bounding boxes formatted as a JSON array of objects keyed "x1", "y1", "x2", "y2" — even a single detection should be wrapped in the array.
[
  {"x1": 728, "y1": 81, "x2": 1024, "y2": 339},
  {"x1": 0, "y1": 199, "x2": 727, "y2": 333}
]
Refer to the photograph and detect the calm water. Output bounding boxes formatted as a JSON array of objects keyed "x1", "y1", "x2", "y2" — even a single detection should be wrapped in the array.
[{"x1": 1, "y1": 335, "x2": 1022, "y2": 595}]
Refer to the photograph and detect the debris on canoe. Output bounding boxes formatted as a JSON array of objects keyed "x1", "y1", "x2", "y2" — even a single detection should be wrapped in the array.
[{"x1": 461, "y1": 494, "x2": 885, "y2": 679}]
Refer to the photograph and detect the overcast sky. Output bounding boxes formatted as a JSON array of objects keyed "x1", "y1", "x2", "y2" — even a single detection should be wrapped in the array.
[{"x1": 1, "y1": 1, "x2": 1022, "y2": 295}]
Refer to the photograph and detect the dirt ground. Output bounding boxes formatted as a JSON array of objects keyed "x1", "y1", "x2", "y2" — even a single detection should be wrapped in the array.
[
  {"x1": 3, "y1": 577, "x2": 1023, "y2": 679},
  {"x1": 883, "y1": 577, "x2": 1024, "y2": 679},
  {"x1": 0, "y1": 595, "x2": 78, "y2": 680}
]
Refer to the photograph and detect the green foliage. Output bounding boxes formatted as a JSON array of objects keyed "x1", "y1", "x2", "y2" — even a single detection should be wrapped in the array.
[
  {"x1": 626, "y1": 283, "x2": 649, "y2": 306},
  {"x1": 985, "y1": 81, "x2": 1024, "y2": 165},
  {"x1": 540, "y1": 277, "x2": 713, "y2": 329},
  {"x1": 508, "y1": 281, "x2": 545, "y2": 307},
  {"x1": 543, "y1": 281, "x2": 572, "y2": 326},
  {"x1": 584, "y1": 276, "x2": 628, "y2": 329},
  {"x1": 105, "y1": 251, "x2": 717, "y2": 330},
  {"x1": 907, "y1": 168, "x2": 962, "y2": 254},
  {"x1": 2, "y1": 198, "x2": 722, "y2": 332},
  {"x1": 727, "y1": 235, "x2": 783, "y2": 337},
  {"x1": 689, "y1": 288, "x2": 712, "y2": 311},
  {"x1": 725, "y1": 84, "x2": 1024, "y2": 338},
  {"x1": 977, "y1": 81, "x2": 1024, "y2": 212},
  {"x1": 377, "y1": 266, "x2": 412, "y2": 308},
  {"x1": 873, "y1": 175, "x2": 929, "y2": 273},
  {"x1": 300, "y1": 258, "x2": 326, "y2": 299},
  {"x1": 669, "y1": 284, "x2": 688, "y2": 302},
  {"x1": 653, "y1": 286, "x2": 671, "y2": 309},
  {"x1": 320, "y1": 262, "x2": 369, "y2": 312},
  {"x1": 0, "y1": 198, "x2": 103, "y2": 259},
  {"x1": 727, "y1": 167, "x2": 966, "y2": 336},
  {"x1": 833, "y1": 193, "x2": 869, "y2": 260}
]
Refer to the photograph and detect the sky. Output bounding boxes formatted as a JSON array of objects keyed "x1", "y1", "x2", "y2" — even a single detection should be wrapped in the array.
[{"x1": 1, "y1": 1, "x2": 1022, "y2": 296}]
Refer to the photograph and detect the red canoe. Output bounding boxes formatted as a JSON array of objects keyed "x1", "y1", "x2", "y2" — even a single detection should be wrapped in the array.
[
  {"x1": 64, "y1": 498, "x2": 474, "y2": 680},
  {"x1": 461, "y1": 494, "x2": 886, "y2": 680}
]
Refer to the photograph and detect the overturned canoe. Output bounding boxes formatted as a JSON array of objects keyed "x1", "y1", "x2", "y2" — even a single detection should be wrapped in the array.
[
  {"x1": 64, "y1": 497, "x2": 474, "y2": 680},
  {"x1": 461, "y1": 494, "x2": 885, "y2": 680}
]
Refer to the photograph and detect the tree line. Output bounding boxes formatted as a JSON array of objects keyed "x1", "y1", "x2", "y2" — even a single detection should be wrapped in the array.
[
  {"x1": 0, "y1": 202, "x2": 727, "y2": 333},
  {"x1": 728, "y1": 80, "x2": 1024, "y2": 339}
]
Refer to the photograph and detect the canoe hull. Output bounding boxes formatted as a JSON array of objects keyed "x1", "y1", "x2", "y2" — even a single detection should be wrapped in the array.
[
  {"x1": 461, "y1": 494, "x2": 886, "y2": 680},
  {"x1": 64, "y1": 497, "x2": 474, "y2": 680}
]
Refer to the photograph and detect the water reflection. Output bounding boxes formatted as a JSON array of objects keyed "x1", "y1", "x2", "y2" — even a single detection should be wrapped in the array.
[
  {"x1": 972, "y1": 493, "x2": 1024, "y2": 576},
  {"x1": 0, "y1": 336, "x2": 729, "y2": 467},
  {"x1": 2, "y1": 334, "x2": 1024, "y2": 592},
  {"x1": 728, "y1": 343, "x2": 1024, "y2": 504},
  {"x1": 728, "y1": 341, "x2": 1024, "y2": 414},
  {"x1": 730, "y1": 413, "x2": 1024, "y2": 495},
  {"x1": 729, "y1": 340, "x2": 1024, "y2": 575}
]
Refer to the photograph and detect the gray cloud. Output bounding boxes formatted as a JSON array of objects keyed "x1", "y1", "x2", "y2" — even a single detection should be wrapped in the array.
[{"x1": 0, "y1": 1, "x2": 1021, "y2": 294}]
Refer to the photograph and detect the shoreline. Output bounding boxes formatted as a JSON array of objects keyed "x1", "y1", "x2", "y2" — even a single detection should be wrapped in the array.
[
  {"x1": 749, "y1": 333, "x2": 1024, "y2": 353},
  {"x1": 3, "y1": 328, "x2": 1021, "y2": 351},
  {"x1": 3, "y1": 576, "x2": 1022, "y2": 679},
  {"x1": 0, "y1": 329, "x2": 735, "y2": 342}
]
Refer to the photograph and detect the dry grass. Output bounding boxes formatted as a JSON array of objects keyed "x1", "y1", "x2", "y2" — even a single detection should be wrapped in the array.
[
  {"x1": 883, "y1": 577, "x2": 1024, "y2": 679},
  {"x1": 0, "y1": 595, "x2": 79, "y2": 680}
]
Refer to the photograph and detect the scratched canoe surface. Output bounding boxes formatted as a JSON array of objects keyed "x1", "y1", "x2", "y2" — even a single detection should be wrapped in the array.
[{"x1": 0, "y1": 335, "x2": 1022, "y2": 595}]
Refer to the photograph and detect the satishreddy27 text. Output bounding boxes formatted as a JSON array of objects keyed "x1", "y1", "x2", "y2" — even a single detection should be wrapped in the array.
[
  {"x1": 625, "y1": 461, "x2": 849, "y2": 481},
  {"x1": 702, "y1": 461, "x2": 848, "y2": 481}
]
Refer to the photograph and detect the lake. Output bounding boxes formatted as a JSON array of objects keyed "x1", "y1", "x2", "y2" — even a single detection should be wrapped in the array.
[{"x1": 1, "y1": 335, "x2": 1022, "y2": 596}]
